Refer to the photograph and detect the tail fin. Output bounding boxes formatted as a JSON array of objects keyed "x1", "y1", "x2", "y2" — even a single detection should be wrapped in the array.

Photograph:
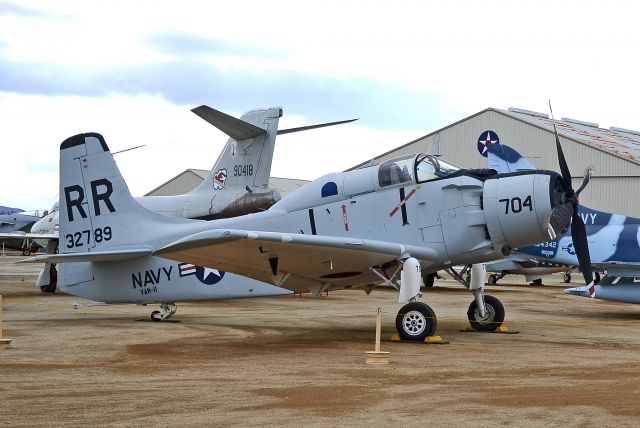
[
  {"x1": 486, "y1": 143, "x2": 536, "y2": 173},
  {"x1": 190, "y1": 106, "x2": 282, "y2": 195},
  {"x1": 59, "y1": 133, "x2": 187, "y2": 255}
]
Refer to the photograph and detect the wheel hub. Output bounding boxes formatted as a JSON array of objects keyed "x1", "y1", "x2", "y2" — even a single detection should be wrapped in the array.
[
  {"x1": 473, "y1": 304, "x2": 496, "y2": 322},
  {"x1": 402, "y1": 310, "x2": 426, "y2": 335}
]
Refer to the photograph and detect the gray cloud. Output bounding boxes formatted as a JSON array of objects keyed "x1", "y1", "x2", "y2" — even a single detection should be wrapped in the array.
[
  {"x1": 0, "y1": 57, "x2": 451, "y2": 131},
  {"x1": 145, "y1": 32, "x2": 284, "y2": 59}
]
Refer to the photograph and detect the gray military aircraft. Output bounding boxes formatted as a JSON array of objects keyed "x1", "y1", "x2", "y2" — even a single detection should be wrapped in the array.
[
  {"x1": 23, "y1": 126, "x2": 593, "y2": 340},
  {"x1": 0, "y1": 209, "x2": 49, "y2": 255},
  {"x1": 13, "y1": 106, "x2": 352, "y2": 295}
]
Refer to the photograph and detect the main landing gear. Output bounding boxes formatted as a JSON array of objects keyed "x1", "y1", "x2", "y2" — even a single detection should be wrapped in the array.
[
  {"x1": 466, "y1": 294, "x2": 505, "y2": 332},
  {"x1": 151, "y1": 303, "x2": 177, "y2": 321},
  {"x1": 371, "y1": 260, "x2": 507, "y2": 342},
  {"x1": 395, "y1": 301, "x2": 437, "y2": 341}
]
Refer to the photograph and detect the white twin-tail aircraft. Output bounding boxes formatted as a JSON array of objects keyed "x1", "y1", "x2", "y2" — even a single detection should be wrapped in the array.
[{"x1": 24, "y1": 129, "x2": 592, "y2": 339}]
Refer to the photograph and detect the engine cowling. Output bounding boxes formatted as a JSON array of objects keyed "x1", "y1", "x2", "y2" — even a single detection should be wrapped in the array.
[{"x1": 483, "y1": 171, "x2": 567, "y2": 254}]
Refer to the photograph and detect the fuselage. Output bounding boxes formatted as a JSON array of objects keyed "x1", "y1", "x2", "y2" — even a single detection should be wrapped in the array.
[{"x1": 58, "y1": 139, "x2": 571, "y2": 300}]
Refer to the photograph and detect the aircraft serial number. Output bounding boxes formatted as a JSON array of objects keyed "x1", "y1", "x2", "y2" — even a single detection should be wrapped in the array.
[
  {"x1": 498, "y1": 195, "x2": 532, "y2": 214},
  {"x1": 534, "y1": 241, "x2": 557, "y2": 248},
  {"x1": 233, "y1": 164, "x2": 254, "y2": 176},
  {"x1": 65, "y1": 226, "x2": 112, "y2": 248}
]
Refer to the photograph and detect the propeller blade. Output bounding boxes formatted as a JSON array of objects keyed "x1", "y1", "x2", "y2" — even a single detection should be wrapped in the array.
[
  {"x1": 550, "y1": 100, "x2": 593, "y2": 294},
  {"x1": 570, "y1": 209, "x2": 595, "y2": 295},
  {"x1": 549, "y1": 101, "x2": 572, "y2": 189},
  {"x1": 575, "y1": 168, "x2": 592, "y2": 197}
]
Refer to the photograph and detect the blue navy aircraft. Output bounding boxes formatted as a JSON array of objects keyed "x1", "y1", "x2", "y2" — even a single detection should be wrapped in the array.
[
  {"x1": 482, "y1": 140, "x2": 640, "y2": 304},
  {"x1": 23, "y1": 125, "x2": 593, "y2": 340}
]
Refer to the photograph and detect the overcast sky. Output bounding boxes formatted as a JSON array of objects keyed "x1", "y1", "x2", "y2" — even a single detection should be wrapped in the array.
[{"x1": 2, "y1": 0, "x2": 639, "y2": 210}]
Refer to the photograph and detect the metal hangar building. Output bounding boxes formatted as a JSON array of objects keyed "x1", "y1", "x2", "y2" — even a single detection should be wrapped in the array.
[{"x1": 351, "y1": 107, "x2": 640, "y2": 218}]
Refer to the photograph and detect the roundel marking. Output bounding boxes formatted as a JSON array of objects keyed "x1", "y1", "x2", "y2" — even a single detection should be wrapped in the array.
[
  {"x1": 477, "y1": 130, "x2": 499, "y2": 157},
  {"x1": 195, "y1": 266, "x2": 226, "y2": 285}
]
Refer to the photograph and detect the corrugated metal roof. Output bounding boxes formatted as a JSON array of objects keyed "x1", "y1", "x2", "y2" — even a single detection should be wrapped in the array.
[
  {"x1": 151, "y1": 169, "x2": 309, "y2": 198},
  {"x1": 190, "y1": 168, "x2": 209, "y2": 180},
  {"x1": 499, "y1": 108, "x2": 640, "y2": 165},
  {"x1": 349, "y1": 107, "x2": 640, "y2": 170}
]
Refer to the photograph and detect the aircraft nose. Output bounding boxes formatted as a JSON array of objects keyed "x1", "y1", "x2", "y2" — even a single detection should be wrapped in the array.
[{"x1": 483, "y1": 171, "x2": 567, "y2": 253}]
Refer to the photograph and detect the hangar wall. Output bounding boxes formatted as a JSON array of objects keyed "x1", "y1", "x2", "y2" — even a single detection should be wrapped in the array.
[{"x1": 351, "y1": 108, "x2": 640, "y2": 218}]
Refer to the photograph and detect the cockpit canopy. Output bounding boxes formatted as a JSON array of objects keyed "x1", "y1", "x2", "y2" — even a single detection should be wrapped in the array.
[{"x1": 377, "y1": 154, "x2": 460, "y2": 188}]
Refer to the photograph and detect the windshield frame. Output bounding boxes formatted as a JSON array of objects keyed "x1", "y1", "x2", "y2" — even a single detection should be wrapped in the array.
[{"x1": 414, "y1": 154, "x2": 461, "y2": 183}]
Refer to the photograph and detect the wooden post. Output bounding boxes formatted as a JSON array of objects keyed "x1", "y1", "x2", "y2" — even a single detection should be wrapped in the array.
[
  {"x1": 375, "y1": 308, "x2": 382, "y2": 352},
  {"x1": 366, "y1": 308, "x2": 389, "y2": 364},
  {"x1": 0, "y1": 295, "x2": 13, "y2": 345}
]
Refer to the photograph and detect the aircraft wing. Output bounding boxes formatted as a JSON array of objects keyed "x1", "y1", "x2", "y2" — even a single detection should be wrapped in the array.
[
  {"x1": 19, "y1": 247, "x2": 153, "y2": 264},
  {"x1": 155, "y1": 229, "x2": 440, "y2": 292},
  {"x1": 0, "y1": 232, "x2": 59, "y2": 240},
  {"x1": 592, "y1": 261, "x2": 640, "y2": 278}
]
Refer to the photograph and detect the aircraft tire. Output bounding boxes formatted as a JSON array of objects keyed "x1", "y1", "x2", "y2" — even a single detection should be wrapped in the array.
[
  {"x1": 594, "y1": 271, "x2": 601, "y2": 284},
  {"x1": 467, "y1": 295, "x2": 505, "y2": 332},
  {"x1": 423, "y1": 273, "x2": 435, "y2": 288},
  {"x1": 488, "y1": 274, "x2": 498, "y2": 285},
  {"x1": 563, "y1": 272, "x2": 571, "y2": 283},
  {"x1": 39, "y1": 284, "x2": 56, "y2": 293},
  {"x1": 151, "y1": 311, "x2": 162, "y2": 321},
  {"x1": 22, "y1": 249, "x2": 31, "y2": 256},
  {"x1": 395, "y1": 302, "x2": 437, "y2": 341}
]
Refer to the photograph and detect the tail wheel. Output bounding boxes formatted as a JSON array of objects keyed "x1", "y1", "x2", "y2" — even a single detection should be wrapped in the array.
[
  {"x1": 395, "y1": 302, "x2": 437, "y2": 341},
  {"x1": 150, "y1": 311, "x2": 162, "y2": 322},
  {"x1": 467, "y1": 295, "x2": 505, "y2": 332}
]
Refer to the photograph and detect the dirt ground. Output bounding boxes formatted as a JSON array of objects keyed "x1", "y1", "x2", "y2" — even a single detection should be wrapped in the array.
[{"x1": 1, "y1": 253, "x2": 639, "y2": 427}]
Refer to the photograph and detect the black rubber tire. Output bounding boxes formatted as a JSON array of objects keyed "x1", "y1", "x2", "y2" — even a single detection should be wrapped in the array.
[
  {"x1": 563, "y1": 272, "x2": 571, "y2": 283},
  {"x1": 22, "y1": 248, "x2": 31, "y2": 256},
  {"x1": 151, "y1": 311, "x2": 162, "y2": 322},
  {"x1": 423, "y1": 273, "x2": 435, "y2": 288},
  {"x1": 467, "y1": 295, "x2": 505, "y2": 332},
  {"x1": 530, "y1": 278, "x2": 543, "y2": 286},
  {"x1": 594, "y1": 271, "x2": 601, "y2": 284},
  {"x1": 40, "y1": 283, "x2": 56, "y2": 293},
  {"x1": 488, "y1": 274, "x2": 498, "y2": 285},
  {"x1": 395, "y1": 302, "x2": 437, "y2": 341},
  {"x1": 39, "y1": 265, "x2": 58, "y2": 293}
]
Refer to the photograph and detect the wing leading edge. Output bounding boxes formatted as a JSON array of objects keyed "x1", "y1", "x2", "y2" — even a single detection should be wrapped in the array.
[{"x1": 154, "y1": 229, "x2": 440, "y2": 292}]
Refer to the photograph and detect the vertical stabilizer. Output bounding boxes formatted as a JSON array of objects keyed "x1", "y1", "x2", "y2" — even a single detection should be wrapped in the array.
[
  {"x1": 59, "y1": 133, "x2": 188, "y2": 254},
  {"x1": 190, "y1": 106, "x2": 282, "y2": 195}
]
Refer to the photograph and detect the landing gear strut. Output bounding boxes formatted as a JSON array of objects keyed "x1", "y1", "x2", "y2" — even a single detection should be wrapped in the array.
[
  {"x1": 465, "y1": 264, "x2": 506, "y2": 332},
  {"x1": 151, "y1": 303, "x2": 177, "y2": 321},
  {"x1": 371, "y1": 257, "x2": 439, "y2": 341}
]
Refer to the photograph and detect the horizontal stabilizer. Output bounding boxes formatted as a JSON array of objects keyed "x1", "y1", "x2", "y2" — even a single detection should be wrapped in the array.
[
  {"x1": 19, "y1": 247, "x2": 153, "y2": 264},
  {"x1": 0, "y1": 232, "x2": 58, "y2": 240},
  {"x1": 192, "y1": 105, "x2": 268, "y2": 141},
  {"x1": 277, "y1": 118, "x2": 358, "y2": 135}
]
